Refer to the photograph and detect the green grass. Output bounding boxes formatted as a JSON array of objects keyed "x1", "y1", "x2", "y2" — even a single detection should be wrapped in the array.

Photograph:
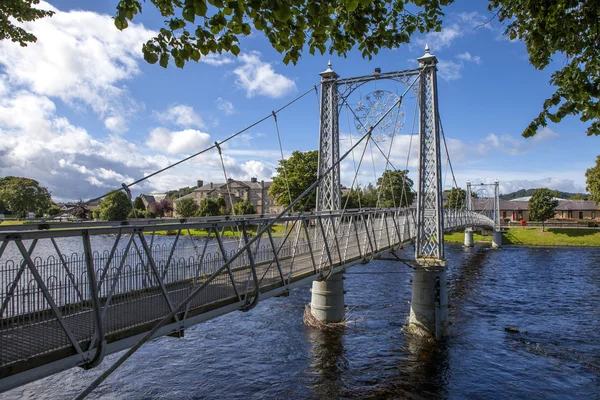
[
  {"x1": 153, "y1": 224, "x2": 287, "y2": 238},
  {"x1": 0, "y1": 220, "x2": 26, "y2": 226},
  {"x1": 445, "y1": 228, "x2": 600, "y2": 247}
]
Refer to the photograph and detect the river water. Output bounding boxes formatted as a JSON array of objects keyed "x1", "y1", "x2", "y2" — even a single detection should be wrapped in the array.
[{"x1": 5, "y1": 243, "x2": 600, "y2": 399}]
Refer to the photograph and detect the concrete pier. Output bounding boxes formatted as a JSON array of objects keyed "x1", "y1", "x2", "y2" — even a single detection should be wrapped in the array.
[
  {"x1": 492, "y1": 230, "x2": 502, "y2": 249},
  {"x1": 310, "y1": 272, "x2": 345, "y2": 323},
  {"x1": 464, "y1": 228, "x2": 474, "y2": 247},
  {"x1": 408, "y1": 262, "x2": 448, "y2": 339}
]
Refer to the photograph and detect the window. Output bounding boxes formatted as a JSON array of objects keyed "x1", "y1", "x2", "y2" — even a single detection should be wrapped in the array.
[
  {"x1": 502, "y1": 211, "x2": 507, "y2": 218},
  {"x1": 579, "y1": 211, "x2": 584, "y2": 219},
  {"x1": 568, "y1": 211, "x2": 572, "y2": 219},
  {"x1": 592, "y1": 211, "x2": 596, "y2": 219}
]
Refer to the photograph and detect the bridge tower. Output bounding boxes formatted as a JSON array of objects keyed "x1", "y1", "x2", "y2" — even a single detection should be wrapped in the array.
[
  {"x1": 464, "y1": 182, "x2": 474, "y2": 247},
  {"x1": 409, "y1": 45, "x2": 448, "y2": 339},
  {"x1": 310, "y1": 62, "x2": 346, "y2": 324}
]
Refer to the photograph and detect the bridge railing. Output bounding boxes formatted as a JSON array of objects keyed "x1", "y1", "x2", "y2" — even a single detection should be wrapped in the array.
[{"x1": 0, "y1": 208, "x2": 419, "y2": 382}]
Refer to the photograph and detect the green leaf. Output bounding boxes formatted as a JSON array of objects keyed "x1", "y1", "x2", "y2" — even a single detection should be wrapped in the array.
[
  {"x1": 230, "y1": 44, "x2": 240, "y2": 56},
  {"x1": 144, "y1": 51, "x2": 159, "y2": 64},
  {"x1": 194, "y1": 0, "x2": 208, "y2": 16},
  {"x1": 114, "y1": 17, "x2": 128, "y2": 30},
  {"x1": 345, "y1": 0, "x2": 360, "y2": 12},
  {"x1": 182, "y1": 7, "x2": 196, "y2": 23},
  {"x1": 159, "y1": 53, "x2": 169, "y2": 68}
]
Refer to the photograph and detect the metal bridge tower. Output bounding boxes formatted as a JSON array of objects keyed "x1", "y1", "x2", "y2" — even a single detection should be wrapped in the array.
[
  {"x1": 409, "y1": 46, "x2": 448, "y2": 339},
  {"x1": 311, "y1": 62, "x2": 345, "y2": 324},
  {"x1": 316, "y1": 61, "x2": 341, "y2": 211}
]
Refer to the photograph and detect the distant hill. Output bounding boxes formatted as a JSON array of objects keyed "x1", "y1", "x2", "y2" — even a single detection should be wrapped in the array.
[{"x1": 500, "y1": 188, "x2": 589, "y2": 200}]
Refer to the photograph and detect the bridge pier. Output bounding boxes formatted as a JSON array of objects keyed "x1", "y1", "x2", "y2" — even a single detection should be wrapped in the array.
[
  {"x1": 409, "y1": 262, "x2": 448, "y2": 339},
  {"x1": 492, "y1": 230, "x2": 502, "y2": 249},
  {"x1": 310, "y1": 272, "x2": 346, "y2": 324},
  {"x1": 464, "y1": 228, "x2": 474, "y2": 247}
]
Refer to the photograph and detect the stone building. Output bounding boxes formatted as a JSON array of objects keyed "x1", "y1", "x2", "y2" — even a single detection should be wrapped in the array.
[{"x1": 174, "y1": 178, "x2": 283, "y2": 216}]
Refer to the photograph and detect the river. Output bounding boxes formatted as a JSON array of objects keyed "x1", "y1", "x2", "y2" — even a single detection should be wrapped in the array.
[{"x1": 4, "y1": 243, "x2": 599, "y2": 399}]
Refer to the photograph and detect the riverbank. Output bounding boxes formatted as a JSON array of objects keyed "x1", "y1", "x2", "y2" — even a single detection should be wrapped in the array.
[
  {"x1": 153, "y1": 224, "x2": 287, "y2": 238},
  {"x1": 445, "y1": 227, "x2": 600, "y2": 247}
]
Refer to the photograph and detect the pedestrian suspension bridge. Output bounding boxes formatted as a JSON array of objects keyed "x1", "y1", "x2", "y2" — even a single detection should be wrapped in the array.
[{"x1": 0, "y1": 47, "x2": 501, "y2": 396}]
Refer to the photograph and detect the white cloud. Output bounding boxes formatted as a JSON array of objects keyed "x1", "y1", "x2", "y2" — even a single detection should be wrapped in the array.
[
  {"x1": 0, "y1": 2, "x2": 153, "y2": 118},
  {"x1": 216, "y1": 97, "x2": 235, "y2": 115},
  {"x1": 146, "y1": 127, "x2": 211, "y2": 154},
  {"x1": 200, "y1": 53, "x2": 234, "y2": 66},
  {"x1": 437, "y1": 59, "x2": 463, "y2": 81},
  {"x1": 154, "y1": 105, "x2": 205, "y2": 129},
  {"x1": 233, "y1": 51, "x2": 296, "y2": 98},
  {"x1": 415, "y1": 12, "x2": 490, "y2": 51},
  {"x1": 104, "y1": 115, "x2": 128, "y2": 133},
  {"x1": 456, "y1": 52, "x2": 482, "y2": 64}
]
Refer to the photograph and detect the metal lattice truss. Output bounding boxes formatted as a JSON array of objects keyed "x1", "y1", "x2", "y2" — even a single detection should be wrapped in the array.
[
  {"x1": 0, "y1": 207, "x2": 493, "y2": 392},
  {"x1": 316, "y1": 63, "x2": 341, "y2": 212},
  {"x1": 415, "y1": 50, "x2": 444, "y2": 262}
]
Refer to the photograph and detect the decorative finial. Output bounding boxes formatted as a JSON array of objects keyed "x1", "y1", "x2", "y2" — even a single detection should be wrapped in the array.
[
  {"x1": 327, "y1": 60, "x2": 332, "y2": 68},
  {"x1": 425, "y1": 44, "x2": 430, "y2": 54}
]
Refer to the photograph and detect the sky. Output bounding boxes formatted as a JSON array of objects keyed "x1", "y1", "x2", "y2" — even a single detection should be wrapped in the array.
[{"x1": 0, "y1": 1, "x2": 596, "y2": 202}]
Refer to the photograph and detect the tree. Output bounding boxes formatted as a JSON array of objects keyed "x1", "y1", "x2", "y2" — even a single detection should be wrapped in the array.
[
  {"x1": 196, "y1": 198, "x2": 220, "y2": 217},
  {"x1": 0, "y1": 0, "x2": 54, "y2": 46},
  {"x1": 376, "y1": 170, "x2": 415, "y2": 208},
  {"x1": 491, "y1": 1, "x2": 600, "y2": 137},
  {"x1": 99, "y1": 191, "x2": 132, "y2": 221},
  {"x1": 149, "y1": 198, "x2": 174, "y2": 218},
  {"x1": 71, "y1": 199, "x2": 90, "y2": 220},
  {"x1": 7, "y1": 2, "x2": 598, "y2": 137},
  {"x1": 586, "y1": 156, "x2": 600, "y2": 205},
  {"x1": 445, "y1": 188, "x2": 466, "y2": 209},
  {"x1": 216, "y1": 197, "x2": 228, "y2": 215},
  {"x1": 529, "y1": 188, "x2": 559, "y2": 230},
  {"x1": 176, "y1": 197, "x2": 199, "y2": 218},
  {"x1": 133, "y1": 196, "x2": 145, "y2": 211},
  {"x1": 0, "y1": 176, "x2": 51, "y2": 218},
  {"x1": 570, "y1": 193, "x2": 589, "y2": 200},
  {"x1": 233, "y1": 200, "x2": 256, "y2": 215},
  {"x1": 270, "y1": 150, "x2": 318, "y2": 211}
]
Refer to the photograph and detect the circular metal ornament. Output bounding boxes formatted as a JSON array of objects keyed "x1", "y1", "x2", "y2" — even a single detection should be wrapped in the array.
[{"x1": 354, "y1": 90, "x2": 405, "y2": 142}]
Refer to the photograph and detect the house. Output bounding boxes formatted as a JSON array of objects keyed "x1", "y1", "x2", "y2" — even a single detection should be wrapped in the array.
[
  {"x1": 174, "y1": 178, "x2": 283, "y2": 216},
  {"x1": 140, "y1": 193, "x2": 172, "y2": 217},
  {"x1": 472, "y1": 198, "x2": 599, "y2": 222}
]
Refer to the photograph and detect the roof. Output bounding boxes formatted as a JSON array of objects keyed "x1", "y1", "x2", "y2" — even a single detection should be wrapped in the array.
[
  {"x1": 472, "y1": 198, "x2": 599, "y2": 211},
  {"x1": 194, "y1": 180, "x2": 272, "y2": 191},
  {"x1": 555, "y1": 200, "x2": 599, "y2": 211}
]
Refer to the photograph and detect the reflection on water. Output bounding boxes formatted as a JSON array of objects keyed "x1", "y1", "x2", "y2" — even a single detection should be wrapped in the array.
[{"x1": 4, "y1": 244, "x2": 600, "y2": 399}]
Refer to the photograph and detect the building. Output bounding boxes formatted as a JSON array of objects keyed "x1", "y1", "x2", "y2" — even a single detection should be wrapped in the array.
[
  {"x1": 174, "y1": 178, "x2": 283, "y2": 216},
  {"x1": 140, "y1": 193, "x2": 172, "y2": 217},
  {"x1": 472, "y1": 198, "x2": 599, "y2": 222}
]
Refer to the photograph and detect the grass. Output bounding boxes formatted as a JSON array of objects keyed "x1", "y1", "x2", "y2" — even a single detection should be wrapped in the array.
[
  {"x1": 153, "y1": 224, "x2": 287, "y2": 238},
  {"x1": 445, "y1": 227, "x2": 600, "y2": 247},
  {"x1": 0, "y1": 220, "x2": 26, "y2": 226}
]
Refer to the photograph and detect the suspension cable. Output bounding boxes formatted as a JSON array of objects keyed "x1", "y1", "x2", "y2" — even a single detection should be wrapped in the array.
[{"x1": 272, "y1": 111, "x2": 293, "y2": 209}]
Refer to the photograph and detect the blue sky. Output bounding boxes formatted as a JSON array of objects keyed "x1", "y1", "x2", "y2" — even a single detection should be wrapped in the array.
[{"x1": 0, "y1": 1, "x2": 596, "y2": 202}]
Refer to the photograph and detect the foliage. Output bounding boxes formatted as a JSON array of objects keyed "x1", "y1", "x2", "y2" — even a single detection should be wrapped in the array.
[
  {"x1": 376, "y1": 170, "x2": 414, "y2": 208},
  {"x1": 0, "y1": 176, "x2": 52, "y2": 217},
  {"x1": 570, "y1": 193, "x2": 589, "y2": 200},
  {"x1": 216, "y1": 197, "x2": 228, "y2": 215},
  {"x1": 500, "y1": 188, "x2": 586, "y2": 201},
  {"x1": 176, "y1": 197, "x2": 199, "y2": 218},
  {"x1": 48, "y1": 202, "x2": 61, "y2": 217},
  {"x1": 71, "y1": 199, "x2": 90, "y2": 220},
  {"x1": 99, "y1": 191, "x2": 132, "y2": 221},
  {"x1": 133, "y1": 196, "x2": 145, "y2": 211},
  {"x1": 233, "y1": 200, "x2": 255, "y2": 215},
  {"x1": 585, "y1": 155, "x2": 600, "y2": 205},
  {"x1": 110, "y1": 1, "x2": 450, "y2": 68},
  {"x1": 92, "y1": 210, "x2": 101, "y2": 219},
  {"x1": 489, "y1": 0, "x2": 600, "y2": 137},
  {"x1": 149, "y1": 198, "x2": 174, "y2": 217},
  {"x1": 167, "y1": 186, "x2": 196, "y2": 199},
  {"x1": 196, "y1": 198, "x2": 220, "y2": 217},
  {"x1": 270, "y1": 150, "x2": 318, "y2": 211},
  {"x1": 445, "y1": 188, "x2": 466, "y2": 209},
  {"x1": 0, "y1": 0, "x2": 54, "y2": 46},
  {"x1": 529, "y1": 188, "x2": 559, "y2": 224}
]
